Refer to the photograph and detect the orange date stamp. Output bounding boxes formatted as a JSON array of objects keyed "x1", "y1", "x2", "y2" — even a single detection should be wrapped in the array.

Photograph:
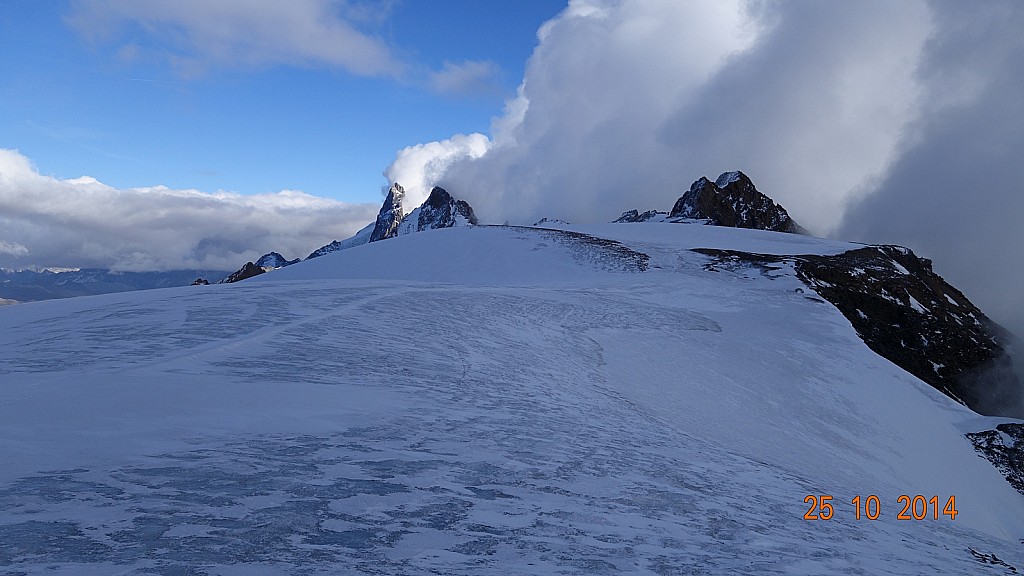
[{"x1": 803, "y1": 495, "x2": 958, "y2": 521}]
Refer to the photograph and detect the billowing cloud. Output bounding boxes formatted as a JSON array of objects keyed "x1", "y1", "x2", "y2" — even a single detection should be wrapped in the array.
[
  {"x1": 384, "y1": 0, "x2": 1022, "y2": 386},
  {"x1": 0, "y1": 149, "x2": 377, "y2": 271},
  {"x1": 66, "y1": 0, "x2": 401, "y2": 76},
  {"x1": 386, "y1": 0, "x2": 932, "y2": 233},
  {"x1": 838, "y1": 0, "x2": 1024, "y2": 361},
  {"x1": 384, "y1": 134, "x2": 491, "y2": 208}
]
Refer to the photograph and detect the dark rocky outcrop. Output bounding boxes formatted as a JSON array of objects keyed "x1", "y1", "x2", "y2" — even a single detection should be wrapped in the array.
[
  {"x1": 534, "y1": 217, "x2": 571, "y2": 226},
  {"x1": 614, "y1": 210, "x2": 641, "y2": 223},
  {"x1": 613, "y1": 209, "x2": 664, "y2": 223},
  {"x1": 219, "y1": 252, "x2": 297, "y2": 284},
  {"x1": 306, "y1": 240, "x2": 343, "y2": 260},
  {"x1": 305, "y1": 183, "x2": 477, "y2": 260},
  {"x1": 255, "y1": 252, "x2": 299, "y2": 270},
  {"x1": 220, "y1": 261, "x2": 265, "y2": 284},
  {"x1": 670, "y1": 172, "x2": 805, "y2": 233},
  {"x1": 966, "y1": 423, "x2": 1024, "y2": 496},
  {"x1": 403, "y1": 186, "x2": 478, "y2": 233},
  {"x1": 694, "y1": 244, "x2": 1022, "y2": 417},
  {"x1": 191, "y1": 278, "x2": 209, "y2": 286},
  {"x1": 369, "y1": 183, "x2": 406, "y2": 242}
]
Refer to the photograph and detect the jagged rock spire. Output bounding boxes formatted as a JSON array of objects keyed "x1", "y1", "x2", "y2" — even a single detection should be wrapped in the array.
[{"x1": 369, "y1": 183, "x2": 406, "y2": 242}]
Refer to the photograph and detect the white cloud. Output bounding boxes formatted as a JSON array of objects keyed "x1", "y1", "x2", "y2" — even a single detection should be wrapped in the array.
[
  {"x1": 67, "y1": 0, "x2": 401, "y2": 76},
  {"x1": 380, "y1": 0, "x2": 1023, "y2": 389},
  {"x1": 0, "y1": 149, "x2": 377, "y2": 271},
  {"x1": 838, "y1": 0, "x2": 1024, "y2": 352},
  {"x1": 0, "y1": 241, "x2": 29, "y2": 257},
  {"x1": 429, "y1": 60, "x2": 503, "y2": 97},
  {"x1": 384, "y1": 134, "x2": 491, "y2": 208},
  {"x1": 384, "y1": 0, "x2": 931, "y2": 233}
]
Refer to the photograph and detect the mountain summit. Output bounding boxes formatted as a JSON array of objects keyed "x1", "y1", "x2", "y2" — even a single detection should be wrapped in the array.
[
  {"x1": 398, "y1": 186, "x2": 478, "y2": 234},
  {"x1": 669, "y1": 171, "x2": 805, "y2": 233},
  {"x1": 307, "y1": 183, "x2": 477, "y2": 261},
  {"x1": 369, "y1": 183, "x2": 407, "y2": 242}
]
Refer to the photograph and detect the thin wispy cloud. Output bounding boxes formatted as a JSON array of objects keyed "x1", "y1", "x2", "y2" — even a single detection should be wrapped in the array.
[
  {"x1": 66, "y1": 0, "x2": 403, "y2": 77},
  {"x1": 429, "y1": 59, "x2": 504, "y2": 97}
]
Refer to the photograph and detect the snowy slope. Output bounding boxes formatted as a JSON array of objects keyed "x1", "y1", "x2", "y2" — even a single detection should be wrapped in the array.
[{"x1": 1, "y1": 223, "x2": 1022, "y2": 575}]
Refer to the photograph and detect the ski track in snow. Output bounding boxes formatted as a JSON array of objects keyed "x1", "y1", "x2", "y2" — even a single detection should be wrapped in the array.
[{"x1": 0, "y1": 226, "x2": 1022, "y2": 575}]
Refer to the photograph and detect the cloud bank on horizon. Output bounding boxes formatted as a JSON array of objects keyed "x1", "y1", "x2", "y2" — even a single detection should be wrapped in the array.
[
  {"x1": 0, "y1": 149, "x2": 377, "y2": 271},
  {"x1": 387, "y1": 0, "x2": 1023, "y2": 341}
]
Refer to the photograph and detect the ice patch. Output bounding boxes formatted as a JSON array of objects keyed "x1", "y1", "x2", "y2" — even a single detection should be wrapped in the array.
[{"x1": 715, "y1": 171, "x2": 743, "y2": 187}]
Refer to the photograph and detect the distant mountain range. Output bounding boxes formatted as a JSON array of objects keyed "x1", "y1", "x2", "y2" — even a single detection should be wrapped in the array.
[{"x1": 0, "y1": 268, "x2": 230, "y2": 303}]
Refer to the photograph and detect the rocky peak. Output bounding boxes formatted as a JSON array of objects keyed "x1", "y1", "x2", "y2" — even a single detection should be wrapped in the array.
[
  {"x1": 613, "y1": 209, "x2": 665, "y2": 223},
  {"x1": 220, "y1": 261, "x2": 265, "y2": 284},
  {"x1": 255, "y1": 252, "x2": 299, "y2": 270},
  {"x1": 396, "y1": 186, "x2": 478, "y2": 236},
  {"x1": 694, "y1": 244, "x2": 1021, "y2": 417},
  {"x1": 304, "y1": 184, "x2": 478, "y2": 260},
  {"x1": 369, "y1": 183, "x2": 407, "y2": 242},
  {"x1": 533, "y1": 217, "x2": 571, "y2": 227},
  {"x1": 670, "y1": 171, "x2": 804, "y2": 234}
]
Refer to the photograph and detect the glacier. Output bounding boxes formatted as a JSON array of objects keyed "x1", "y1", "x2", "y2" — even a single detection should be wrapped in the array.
[{"x1": 0, "y1": 223, "x2": 1022, "y2": 575}]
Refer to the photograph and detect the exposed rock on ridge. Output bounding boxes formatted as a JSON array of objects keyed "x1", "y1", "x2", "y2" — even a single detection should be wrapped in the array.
[
  {"x1": 670, "y1": 171, "x2": 805, "y2": 233},
  {"x1": 966, "y1": 424, "x2": 1024, "y2": 496},
  {"x1": 220, "y1": 261, "x2": 265, "y2": 284},
  {"x1": 306, "y1": 223, "x2": 373, "y2": 260},
  {"x1": 221, "y1": 251, "x2": 298, "y2": 283},
  {"x1": 369, "y1": 183, "x2": 406, "y2": 242},
  {"x1": 304, "y1": 183, "x2": 478, "y2": 264},
  {"x1": 255, "y1": 252, "x2": 299, "y2": 270},
  {"x1": 614, "y1": 210, "x2": 665, "y2": 223},
  {"x1": 613, "y1": 171, "x2": 803, "y2": 233},
  {"x1": 398, "y1": 186, "x2": 478, "y2": 235},
  {"x1": 694, "y1": 244, "x2": 1022, "y2": 418}
]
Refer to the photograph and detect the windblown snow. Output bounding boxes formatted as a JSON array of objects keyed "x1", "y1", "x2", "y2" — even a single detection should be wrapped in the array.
[{"x1": 0, "y1": 223, "x2": 1021, "y2": 575}]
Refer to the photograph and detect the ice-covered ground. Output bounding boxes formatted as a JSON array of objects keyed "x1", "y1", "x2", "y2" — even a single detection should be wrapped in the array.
[{"x1": 1, "y1": 224, "x2": 1021, "y2": 575}]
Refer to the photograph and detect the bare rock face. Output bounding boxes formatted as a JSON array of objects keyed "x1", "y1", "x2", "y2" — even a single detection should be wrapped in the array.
[
  {"x1": 670, "y1": 171, "x2": 805, "y2": 234},
  {"x1": 220, "y1": 261, "x2": 265, "y2": 284},
  {"x1": 369, "y1": 183, "x2": 407, "y2": 242},
  {"x1": 966, "y1": 424, "x2": 1024, "y2": 496},
  {"x1": 398, "y1": 186, "x2": 478, "y2": 235},
  {"x1": 305, "y1": 183, "x2": 479, "y2": 261},
  {"x1": 694, "y1": 244, "x2": 1022, "y2": 418},
  {"x1": 613, "y1": 210, "x2": 664, "y2": 223},
  {"x1": 255, "y1": 252, "x2": 299, "y2": 270},
  {"x1": 795, "y1": 245, "x2": 1021, "y2": 417}
]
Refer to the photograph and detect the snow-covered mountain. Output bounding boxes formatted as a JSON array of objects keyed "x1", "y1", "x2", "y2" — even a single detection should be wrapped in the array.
[
  {"x1": 369, "y1": 182, "x2": 407, "y2": 242},
  {"x1": 1, "y1": 177, "x2": 1023, "y2": 574},
  {"x1": 305, "y1": 222, "x2": 374, "y2": 259},
  {"x1": 397, "y1": 185, "x2": 478, "y2": 235},
  {"x1": 305, "y1": 182, "x2": 476, "y2": 260},
  {"x1": 219, "y1": 252, "x2": 301, "y2": 284},
  {"x1": 255, "y1": 252, "x2": 300, "y2": 270}
]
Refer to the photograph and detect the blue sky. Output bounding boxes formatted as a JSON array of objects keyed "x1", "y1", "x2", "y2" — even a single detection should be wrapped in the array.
[{"x1": 1, "y1": 0, "x2": 563, "y2": 201}]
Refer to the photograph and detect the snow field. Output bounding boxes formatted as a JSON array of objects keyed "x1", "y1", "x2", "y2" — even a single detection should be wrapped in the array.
[{"x1": 0, "y1": 224, "x2": 1021, "y2": 574}]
